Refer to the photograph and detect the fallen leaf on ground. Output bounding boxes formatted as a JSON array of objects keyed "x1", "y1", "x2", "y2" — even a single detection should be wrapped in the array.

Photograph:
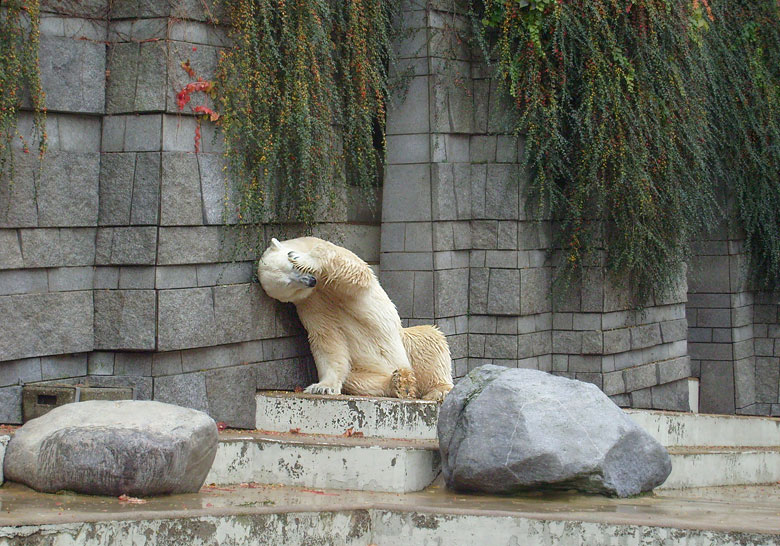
[
  {"x1": 118, "y1": 495, "x2": 147, "y2": 504},
  {"x1": 216, "y1": 422, "x2": 228, "y2": 431},
  {"x1": 289, "y1": 428, "x2": 301, "y2": 434}
]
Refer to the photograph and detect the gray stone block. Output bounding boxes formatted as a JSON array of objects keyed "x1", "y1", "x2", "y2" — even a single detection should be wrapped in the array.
[
  {"x1": 484, "y1": 164, "x2": 519, "y2": 220},
  {"x1": 623, "y1": 363, "x2": 658, "y2": 392},
  {"x1": 468, "y1": 268, "x2": 489, "y2": 314},
  {"x1": 21, "y1": 228, "x2": 96, "y2": 268},
  {"x1": 603, "y1": 329, "x2": 631, "y2": 354},
  {"x1": 181, "y1": 343, "x2": 240, "y2": 373},
  {"x1": 131, "y1": 153, "x2": 162, "y2": 225},
  {"x1": 0, "y1": 270, "x2": 48, "y2": 296},
  {"x1": 154, "y1": 372, "x2": 209, "y2": 412},
  {"x1": 651, "y1": 379, "x2": 692, "y2": 411},
  {"x1": 205, "y1": 366, "x2": 256, "y2": 429},
  {"x1": 657, "y1": 356, "x2": 692, "y2": 384},
  {"x1": 118, "y1": 266, "x2": 155, "y2": 289},
  {"x1": 99, "y1": 153, "x2": 135, "y2": 225},
  {"x1": 387, "y1": 134, "x2": 429, "y2": 164},
  {"x1": 152, "y1": 352, "x2": 183, "y2": 377},
  {"x1": 88, "y1": 352, "x2": 115, "y2": 376},
  {"x1": 213, "y1": 284, "x2": 276, "y2": 345},
  {"x1": 0, "y1": 386, "x2": 22, "y2": 424},
  {"x1": 196, "y1": 262, "x2": 253, "y2": 287},
  {"x1": 0, "y1": 358, "x2": 43, "y2": 387},
  {"x1": 521, "y1": 268, "x2": 551, "y2": 315},
  {"x1": 413, "y1": 271, "x2": 434, "y2": 318},
  {"x1": 382, "y1": 164, "x2": 431, "y2": 222},
  {"x1": 39, "y1": 35, "x2": 105, "y2": 114},
  {"x1": 552, "y1": 331, "x2": 581, "y2": 354},
  {"x1": 603, "y1": 371, "x2": 626, "y2": 396},
  {"x1": 630, "y1": 324, "x2": 662, "y2": 350},
  {"x1": 157, "y1": 226, "x2": 220, "y2": 265},
  {"x1": 0, "y1": 153, "x2": 38, "y2": 228},
  {"x1": 157, "y1": 287, "x2": 218, "y2": 351},
  {"x1": 156, "y1": 265, "x2": 198, "y2": 289},
  {"x1": 381, "y1": 223, "x2": 406, "y2": 253},
  {"x1": 471, "y1": 220, "x2": 497, "y2": 249},
  {"x1": 435, "y1": 268, "x2": 469, "y2": 317},
  {"x1": 41, "y1": 354, "x2": 88, "y2": 381},
  {"x1": 405, "y1": 223, "x2": 433, "y2": 252},
  {"x1": 160, "y1": 153, "x2": 203, "y2": 226},
  {"x1": 486, "y1": 268, "x2": 520, "y2": 315},
  {"x1": 581, "y1": 332, "x2": 603, "y2": 355},
  {"x1": 96, "y1": 226, "x2": 157, "y2": 265},
  {"x1": 0, "y1": 291, "x2": 93, "y2": 361},
  {"x1": 429, "y1": 61, "x2": 473, "y2": 133},
  {"x1": 93, "y1": 289, "x2": 156, "y2": 351},
  {"x1": 102, "y1": 115, "x2": 163, "y2": 152},
  {"x1": 114, "y1": 353, "x2": 153, "y2": 376},
  {"x1": 387, "y1": 76, "x2": 429, "y2": 135},
  {"x1": 470, "y1": 136, "x2": 496, "y2": 163},
  {"x1": 105, "y1": 43, "x2": 141, "y2": 114},
  {"x1": 697, "y1": 308, "x2": 731, "y2": 328},
  {"x1": 199, "y1": 154, "x2": 235, "y2": 225},
  {"x1": 161, "y1": 115, "x2": 223, "y2": 153},
  {"x1": 94, "y1": 266, "x2": 120, "y2": 289},
  {"x1": 254, "y1": 357, "x2": 315, "y2": 391},
  {"x1": 755, "y1": 357, "x2": 780, "y2": 404},
  {"x1": 0, "y1": 229, "x2": 24, "y2": 269},
  {"x1": 379, "y1": 271, "x2": 414, "y2": 318},
  {"x1": 48, "y1": 266, "x2": 95, "y2": 292},
  {"x1": 165, "y1": 42, "x2": 221, "y2": 114},
  {"x1": 568, "y1": 355, "x2": 601, "y2": 373}
]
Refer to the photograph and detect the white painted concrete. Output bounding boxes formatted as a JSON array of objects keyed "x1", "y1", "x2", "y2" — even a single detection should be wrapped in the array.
[
  {"x1": 206, "y1": 433, "x2": 440, "y2": 493},
  {"x1": 626, "y1": 409, "x2": 780, "y2": 447},
  {"x1": 255, "y1": 391, "x2": 439, "y2": 440},
  {"x1": 661, "y1": 447, "x2": 780, "y2": 489}
]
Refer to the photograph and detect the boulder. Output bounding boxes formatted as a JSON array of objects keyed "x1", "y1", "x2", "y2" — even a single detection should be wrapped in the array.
[
  {"x1": 438, "y1": 365, "x2": 671, "y2": 497},
  {"x1": 4, "y1": 400, "x2": 218, "y2": 496}
]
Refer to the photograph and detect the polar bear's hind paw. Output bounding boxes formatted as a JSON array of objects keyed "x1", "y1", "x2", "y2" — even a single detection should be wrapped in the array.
[
  {"x1": 390, "y1": 368, "x2": 418, "y2": 399},
  {"x1": 304, "y1": 382, "x2": 341, "y2": 395}
]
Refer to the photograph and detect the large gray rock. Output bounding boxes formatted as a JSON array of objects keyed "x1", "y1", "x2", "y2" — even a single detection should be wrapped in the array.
[
  {"x1": 438, "y1": 365, "x2": 672, "y2": 497},
  {"x1": 4, "y1": 400, "x2": 218, "y2": 496}
]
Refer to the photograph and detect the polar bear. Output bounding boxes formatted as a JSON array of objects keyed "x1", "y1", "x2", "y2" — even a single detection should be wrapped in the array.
[{"x1": 258, "y1": 236, "x2": 453, "y2": 401}]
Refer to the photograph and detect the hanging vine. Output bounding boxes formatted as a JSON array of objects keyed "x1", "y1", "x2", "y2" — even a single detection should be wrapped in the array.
[
  {"x1": 474, "y1": 0, "x2": 720, "y2": 301},
  {"x1": 217, "y1": 0, "x2": 396, "y2": 225},
  {"x1": 0, "y1": 0, "x2": 46, "y2": 181},
  {"x1": 702, "y1": 1, "x2": 780, "y2": 289}
]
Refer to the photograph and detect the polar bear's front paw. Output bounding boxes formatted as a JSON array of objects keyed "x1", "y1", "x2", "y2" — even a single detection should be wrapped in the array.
[
  {"x1": 422, "y1": 384, "x2": 452, "y2": 402},
  {"x1": 390, "y1": 368, "x2": 418, "y2": 399},
  {"x1": 304, "y1": 382, "x2": 341, "y2": 395}
]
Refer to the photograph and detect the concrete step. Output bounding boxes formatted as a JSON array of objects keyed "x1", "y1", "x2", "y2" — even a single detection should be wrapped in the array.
[
  {"x1": 661, "y1": 446, "x2": 780, "y2": 490},
  {"x1": 206, "y1": 430, "x2": 440, "y2": 493},
  {"x1": 255, "y1": 390, "x2": 439, "y2": 440},
  {"x1": 625, "y1": 409, "x2": 780, "y2": 448}
]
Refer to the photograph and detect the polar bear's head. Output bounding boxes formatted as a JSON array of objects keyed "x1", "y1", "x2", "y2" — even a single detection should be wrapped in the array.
[{"x1": 258, "y1": 238, "x2": 317, "y2": 303}]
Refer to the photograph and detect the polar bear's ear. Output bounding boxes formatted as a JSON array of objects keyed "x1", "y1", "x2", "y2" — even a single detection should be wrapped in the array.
[{"x1": 271, "y1": 238, "x2": 282, "y2": 249}]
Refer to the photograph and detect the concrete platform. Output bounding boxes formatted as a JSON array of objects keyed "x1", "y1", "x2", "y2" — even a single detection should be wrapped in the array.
[
  {"x1": 0, "y1": 479, "x2": 778, "y2": 545},
  {"x1": 206, "y1": 430, "x2": 441, "y2": 493},
  {"x1": 255, "y1": 391, "x2": 439, "y2": 440}
]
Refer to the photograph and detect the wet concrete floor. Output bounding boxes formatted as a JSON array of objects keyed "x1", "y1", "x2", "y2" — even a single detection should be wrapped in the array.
[{"x1": 0, "y1": 477, "x2": 778, "y2": 536}]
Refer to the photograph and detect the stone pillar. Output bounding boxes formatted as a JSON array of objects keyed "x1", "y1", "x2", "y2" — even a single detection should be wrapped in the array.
[{"x1": 687, "y1": 215, "x2": 760, "y2": 415}]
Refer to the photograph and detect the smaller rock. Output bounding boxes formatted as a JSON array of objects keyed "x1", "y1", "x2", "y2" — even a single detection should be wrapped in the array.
[
  {"x1": 438, "y1": 365, "x2": 672, "y2": 497},
  {"x1": 4, "y1": 400, "x2": 218, "y2": 496},
  {"x1": 0, "y1": 435, "x2": 9, "y2": 486}
]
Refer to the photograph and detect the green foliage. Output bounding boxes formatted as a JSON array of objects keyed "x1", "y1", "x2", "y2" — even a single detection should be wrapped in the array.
[
  {"x1": 0, "y1": 0, "x2": 46, "y2": 179},
  {"x1": 217, "y1": 0, "x2": 396, "y2": 225},
  {"x1": 703, "y1": 1, "x2": 780, "y2": 289},
  {"x1": 475, "y1": 0, "x2": 718, "y2": 300}
]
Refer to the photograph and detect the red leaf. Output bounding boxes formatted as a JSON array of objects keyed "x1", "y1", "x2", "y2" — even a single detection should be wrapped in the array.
[
  {"x1": 289, "y1": 428, "x2": 301, "y2": 434},
  {"x1": 216, "y1": 421, "x2": 227, "y2": 431},
  {"x1": 180, "y1": 59, "x2": 196, "y2": 78}
]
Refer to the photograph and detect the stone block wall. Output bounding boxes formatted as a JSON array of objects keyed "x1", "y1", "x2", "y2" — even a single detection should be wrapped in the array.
[
  {"x1": 0, "y1": 0, "x2": 379, "y2": 427},
  {"x1": 381, "y1": 0, "x2": 696, "y2": 411}
]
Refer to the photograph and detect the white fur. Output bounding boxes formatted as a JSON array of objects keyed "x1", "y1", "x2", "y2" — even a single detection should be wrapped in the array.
[{"x1": 258, "y1": 236, "x2": 453, "y2": 399}]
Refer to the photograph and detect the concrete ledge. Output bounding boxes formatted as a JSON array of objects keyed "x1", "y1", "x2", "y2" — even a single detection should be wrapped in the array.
[
  {"x1": 662, "y1": 447, "x2": 780, "y2": 489},
  {"x1": 626, "y1": 409, "x2": 780, "y2": 447},
  {"x1": 255, "y1": 391, "x2": 440, "y2": 440},
  {"x1": 206, "y1": 430, "x2": 440, "y2": 493}
]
